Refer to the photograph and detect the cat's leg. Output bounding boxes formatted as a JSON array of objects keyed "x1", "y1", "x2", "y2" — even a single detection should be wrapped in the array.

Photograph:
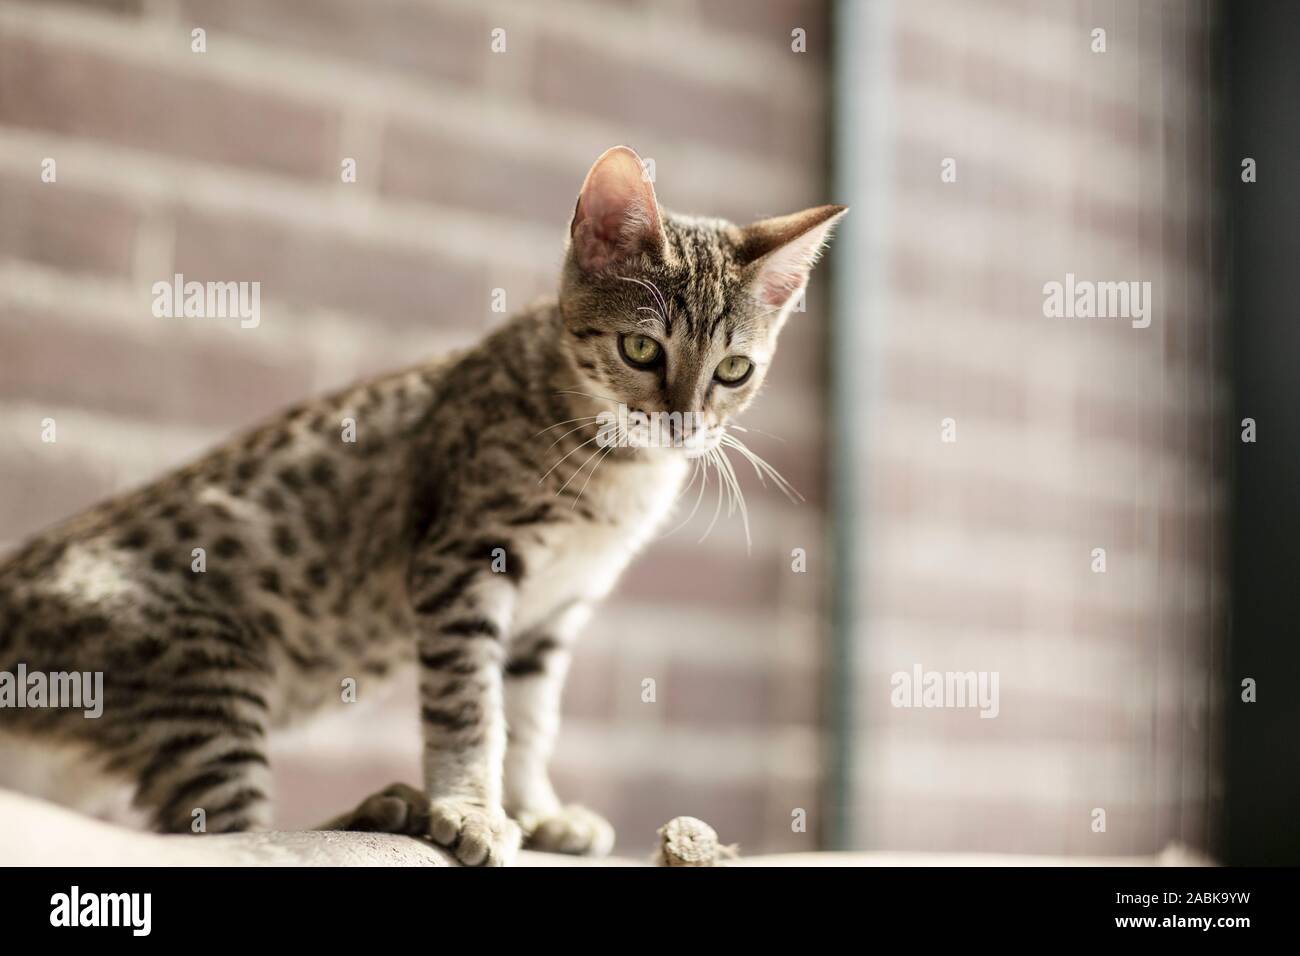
[
  {"x1": 410, "y1": 565, "x2": 520, "y2": 866},
  {"x1": 129, "y1": 709, "x2": 273, "y2": 835},
  {"x1": 503, "y1": 603, "x2": 615, "y2": 857},
  {"x1": 6, "y1": 594, "x2": 276, "y2": 835}
]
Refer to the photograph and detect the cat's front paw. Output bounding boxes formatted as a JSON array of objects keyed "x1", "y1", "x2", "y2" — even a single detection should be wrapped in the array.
[
  {"x1": 329, "y1": 782, "x2": 432, "y2": 835},
  {"x1": 428, "y1": 798, "x2": 521, "y2": 867},
  {"x1": 520, "y1": 804, "x2": 616, "y2": 857}
]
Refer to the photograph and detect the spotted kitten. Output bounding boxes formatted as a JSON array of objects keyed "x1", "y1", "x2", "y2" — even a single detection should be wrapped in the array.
[{"x1": 0, "y1": 146, "x2": 844, "y2": 865}]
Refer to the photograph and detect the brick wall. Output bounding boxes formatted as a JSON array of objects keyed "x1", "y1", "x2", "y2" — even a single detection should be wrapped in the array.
[
  {"x1": 0, "y1": 0, "x2": 833, "y2": 854},
  {"x1": 836, "y1": 0, "x2": 1225, "y2": 856}
]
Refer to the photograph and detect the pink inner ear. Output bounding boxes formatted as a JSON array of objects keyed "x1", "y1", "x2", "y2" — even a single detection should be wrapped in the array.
[
  {"x1": 759, "y1": 268, "x2": 805, "y2": 306},
  {"x1": 573, "y1": 197, "x2": 650, "y2": 272},
  {"x1": 578, "y1": 184, "x2": 648, "y2": 268},
  {"x1": 755, "y1": 241, "x2": 817, "y2": 307},
  {"x1": 586, "y1": 194, "x2": 633, "y2": 242},
  {"x1": 573, "y1": 206, "x2": 636, "y2": 272},
  {"x1": 741, "y1": 204, "x2": 846, "y2": 308},
  {"x1": 572, "y1": 148, "x2": 660, "y2": 272}
]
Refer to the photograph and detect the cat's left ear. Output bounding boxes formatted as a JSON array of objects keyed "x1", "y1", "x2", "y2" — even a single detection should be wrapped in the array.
[
  {"x1": 570, "y1": 145, "x2": 665, "y2": 273},
  {"x1": 739, "y1": 204, "x2": 848, "y2": 308}
]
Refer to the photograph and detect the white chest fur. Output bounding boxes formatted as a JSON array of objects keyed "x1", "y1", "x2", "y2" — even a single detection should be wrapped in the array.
[{"x1": 512, "y1": 452, "x2": 687, "y2": 633}]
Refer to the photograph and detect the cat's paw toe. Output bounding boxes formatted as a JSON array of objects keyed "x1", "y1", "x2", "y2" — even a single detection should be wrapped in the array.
[
  {"x1": 521, "y1": 804, "x2": 616, "y2": 857},
  {"x1": 428, "y1": 799, "x2": 521, "y2": 866},
  {"x1": 334, "y1": 782, "x2": 431, "y2": 835}
]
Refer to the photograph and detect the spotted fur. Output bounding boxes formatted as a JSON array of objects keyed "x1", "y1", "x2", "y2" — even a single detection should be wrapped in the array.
[{"x1": 0, "y1": 146, "x2": 843, "y2": 865}]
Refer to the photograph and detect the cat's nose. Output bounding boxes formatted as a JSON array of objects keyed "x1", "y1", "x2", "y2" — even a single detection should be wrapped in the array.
[
  {"x1": 667, "y1": 413, "x2": 690, "y2": 443},
  {"x1": 665, "y1": 376, "x2": 705, "y2": 427},
  {"x1": 666, "y1": 408, "x2": 706, "y2": 445}
]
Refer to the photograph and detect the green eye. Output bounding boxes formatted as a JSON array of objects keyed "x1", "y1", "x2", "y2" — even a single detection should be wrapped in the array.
[
  {"x1": 620, "y1": 333, "x2": 662, "y2": 367},
  {"x1": 714, "y1": 356, "x2": 753, "y2": 385}
]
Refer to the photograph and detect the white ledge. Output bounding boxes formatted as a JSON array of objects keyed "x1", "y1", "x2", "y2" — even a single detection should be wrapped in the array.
[{"x1": 0, "y1": 790, "x2": 1210, "y2": 867}]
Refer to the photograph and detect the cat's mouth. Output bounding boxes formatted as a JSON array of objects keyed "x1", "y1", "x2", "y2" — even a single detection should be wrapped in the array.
[
  {"x1": 680, "y1": 427, "x2": 722, "y2": 458},
  {"x1": 602, "y1": 405, "x2": 721, "y2": 457}
]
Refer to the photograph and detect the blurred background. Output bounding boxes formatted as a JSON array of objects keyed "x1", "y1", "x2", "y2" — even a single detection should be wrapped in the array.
[
  {"x1": 0, "y1": 0, "x2": 1294, "y2": 863},
  {"x1": 834, "y1": 0, "x2": 1227, "y2": 859}
]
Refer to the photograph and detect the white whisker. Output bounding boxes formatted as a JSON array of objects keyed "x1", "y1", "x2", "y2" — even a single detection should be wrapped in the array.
[
  {"x1": 715, "y1": 444, "x2": 752, "y2": 552},
  {"x1": 618, "y1": 275, "x2": 671, "y2": 330},
  {"x1": 572, "y1": 444, "x2": 616, "y2": 509},
  {"x1": 560, "y1": 441, "x2": 611, "y2": 500},
  {"x1": 539, "y1": 433, "x2": 601, "y2": 484},
  {"x1": 554, "y1": 388, "x2": 620, "y2": 405},
  {"x1": 671, "y1": 457, "x2": 702, "y2": 505},
  {"x1": 534, "y1": 415, "x2": 601, "y2": 440},
  {"x1": 545, "y1": 419, "x2": 601, "y2": 452},
  {"x1": 635, "y1": 307, "x2": 663, "y2": 330},
  {"x1": 721, "y1": 433, "x2": 803, "y2": 503},
  {"x1": 645, "y1": 282, "x2": 671, "y2": 325},
  {"x1": 728, "y1": 423, "x2": 787, "y2": 444},
  {"x1": 659, "y1": 457, "x2": 708, "y2": 540},
  {"x1": 721, "y1": 434, "x2": 767, "y2": 485},
  {"x1": 698, "y1": 449, "x2": 727, "y2": 544}
]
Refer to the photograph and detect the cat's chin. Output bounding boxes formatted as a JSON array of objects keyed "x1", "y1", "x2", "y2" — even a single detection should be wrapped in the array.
[
  {"x1": 619, "y1": 441, "x2": 716, "y2": 464},
  {"x1": 681, "y1": 437, "x2": 723, "y2": 459},
  {"x1": 677, "y1": 425, "x2": 723, "y2": 456}
]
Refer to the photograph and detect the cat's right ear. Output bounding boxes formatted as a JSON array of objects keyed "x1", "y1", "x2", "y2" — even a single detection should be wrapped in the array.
[{"x1": 569, "y1": 146, "x2": 664, "y2": 273}]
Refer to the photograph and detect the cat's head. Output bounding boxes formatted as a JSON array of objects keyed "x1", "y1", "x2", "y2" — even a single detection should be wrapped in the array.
[{"x1": 559, "y1": 145, "x2": 845, "y2": 456}]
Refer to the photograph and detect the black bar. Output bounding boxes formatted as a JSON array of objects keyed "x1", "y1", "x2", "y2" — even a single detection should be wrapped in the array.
[
  {"x1": 1224, "y1": 0, "x2": 1300, "y2": 867},
  {"x1": 0, "y1": 865, "x2": 1291, "y2": 941}
]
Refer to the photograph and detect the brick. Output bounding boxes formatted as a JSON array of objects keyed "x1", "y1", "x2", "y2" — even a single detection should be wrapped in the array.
[
  {"x1": 531, "y1": 33, "x2": 820, "y2": 166},
  {"x1": 51, "y1": 0, "x2": 143, "y2": 15},
  {"x1": 696, "y1": 1, "x2": 831, "y2": 117},
  {"x1": 378, "y1": 135, "x2": 808, "y2": 238},
  {"x1": 860, "y1": 690, "x2": 1151, "y2": 746},
  {"x1": 0, "y1": 34, "x2": 338, "y2": 179},
  {"x1": 664, "y1": 659, "x2": 770, "y2": 727},
  {"x1": 701, "y1": 3, "x2": 834, "y2": 121},
  {"x1": 562, "y1": 647, "x2": 617, "y2": 721},
  {"x1": 884, "y1": 351, "x2": 1029, "y2": 423},
  {"x1": 482, "y1": 266, "x2": 558, "y2": 320},
  {"x1": 0, "y1": 445, "x2": 117, "y2": 543},
  {"x1": 762, "y1": 305, "x2": 826, "y2": 387},
  {"x1": 178, "y1": 0, "x2": 485, "y2": 88},
  {"x1": 663, "y1": 658, "x2": 822, "y2": 729},
  {"x1": 0, "y1": 175, "x2": 138, "y2": 276},
  {"x1": 871, "y1": 458, "x2": 1144, "y2": 549},
  {"x1": 0, "y1": 306, "x2": 315, "y2": 429},
  {"x1": 859, "y1": 792, "x2": 1071, "y2": 855},
  {"x1": 379, "y1": 122, "x2": 576, "y2": 226},
  {"x1": 172, "y1": 208, "x2": 487, "y2": 330},
  {"x1": 873, "y1": 575, "x2": 1028, "y2": 635},
  {"x1": 272, "y1": 749, "x2": 421, "y2": 831},
  {"x1": 771, "y1": 666, "x2": 823, "y2": 725},
  {"x1": 892, "y1": 137, "x2": 1149, "y2": 245},
  {"x1": 618, "y1": 546, "x2": 785, "y2": 606},
  {"x1": 895, "y1": 28, "x2": 1146, "y2": 147},
  {"x1": 697, "y1": 0, "x2": 829, "y2": 45},
  {"x1": 717, "y1": 425, "x2": 826, "y2": 508},
  {"x1": 762, "y1": 777, "x2": 827, "y2": 851}
]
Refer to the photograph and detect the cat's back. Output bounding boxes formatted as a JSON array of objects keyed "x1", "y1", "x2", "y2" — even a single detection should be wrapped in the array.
[
  {"x1": 0, "y1": 352, "x2": 459, "y2": 703},
  {"x1": 0, "y1": 311, "x2": 564, "y2": 701}
]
